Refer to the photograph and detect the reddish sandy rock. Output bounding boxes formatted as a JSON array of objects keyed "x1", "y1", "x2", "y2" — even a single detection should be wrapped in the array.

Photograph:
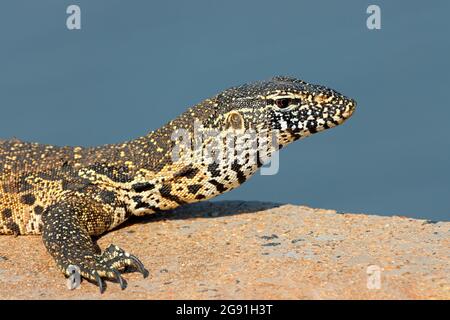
[{"x1": 0, "y1": 201, "x2": 448, "y2": 299}]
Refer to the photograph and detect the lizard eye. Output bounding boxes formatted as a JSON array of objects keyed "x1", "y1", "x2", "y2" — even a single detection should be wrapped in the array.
[
  {"x1": 276, "y1": 98, "x2": 291, "y2": 109},
  {"x1": 267, "y1": 97, "x2": 301, "y2": 109}
]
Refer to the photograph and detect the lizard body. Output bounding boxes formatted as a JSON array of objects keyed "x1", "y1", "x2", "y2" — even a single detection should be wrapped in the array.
[{"x1": 0, "y1": 76, "x2": 356, "y2": 291}]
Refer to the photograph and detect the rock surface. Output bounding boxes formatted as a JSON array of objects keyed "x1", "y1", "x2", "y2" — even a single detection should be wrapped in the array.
[{"x1": 0, "y1": 201, "x2": 448, "y2": 299}]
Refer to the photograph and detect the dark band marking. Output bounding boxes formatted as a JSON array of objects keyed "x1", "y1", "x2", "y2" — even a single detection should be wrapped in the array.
[
  {"x1": 20, "y1": 194, "x2": 36, "y2": 205},
  {"x1": 34, "y1": 205, "x2": 44, "y2": 215},
  {"x1": 174, "y1": 166, "x2": 199, "y2": 179},
  {"x1": 207, "y1": 163, "x2": 221, "y2": 177},
  {"x1": 132, "y1": 195, "x2": 148, "y2": 209},
  {"x1": 132, "y1": 182, "x2": 155, "y2": 193},
  {"x1": 89, "y1": 164, "x2": 133, "y2": 183},
  {"x1": 231, "y1": 160, "x2": 246, "y2": 184},
  {"x1": 159, "y1": 184, "x2": 187, "y2": 205},
  {"x1": 187, "y1": 184, "x2": 202, "y2": 195},
  {"x1": 132, "y1": 195, "x2": 159, "y2": 211},
  {"x1": 6, "y1": 221, "x2": 20, "y2": 234},
  {"x1": 99, "y1": 190, "x2": 116, "y2": 204},
  {"x1": 2, "y1": 184, "x2": 12, "y2": 193},
  {"x1": 208, "y1": 179, "x2": 227, "y2": 193},
  {"x1": 18, "y1": 178, "x2": 33, "y2": 192},
  {"x1": 2, "y1": 175, "x2": 33, "y2": 193},
  {"x1": 306, "y1": 120, "x2": 318, "y2": 134},
  {"x1": 1, "y1": 208, "x2": 12, "y2": 219}
]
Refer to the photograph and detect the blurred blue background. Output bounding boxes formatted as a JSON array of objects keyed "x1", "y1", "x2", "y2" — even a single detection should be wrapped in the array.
[{"x1": 0, "y1": 1, "x2": 448, "y2": 220}]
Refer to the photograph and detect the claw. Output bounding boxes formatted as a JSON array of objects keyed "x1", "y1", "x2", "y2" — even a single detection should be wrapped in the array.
[
  {"x1": 69, "y1": 246, "x2": 148, "y2": 292},
  {"x1": 112, "y1": 269, "x2": 126, "y2": 290},
  {"x1": 93, "y1": 271, "x2": 104, "y2": 294},
  {"x1": 129, "y1": 254, "x2": 149, "y2": 278}
]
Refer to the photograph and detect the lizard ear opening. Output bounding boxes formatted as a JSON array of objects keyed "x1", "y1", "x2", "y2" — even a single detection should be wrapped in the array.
[{"x1": 225, "y1": 111, "x2": 244, "y2": 131}]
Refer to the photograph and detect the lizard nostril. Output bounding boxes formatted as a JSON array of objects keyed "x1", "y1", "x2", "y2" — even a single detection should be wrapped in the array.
[
  {"x1": 341, "y1": 99, "x2": 357, "y2": 119},
  {"x1": 344, "y1": 99, "x2": 356, "y2": 110}
]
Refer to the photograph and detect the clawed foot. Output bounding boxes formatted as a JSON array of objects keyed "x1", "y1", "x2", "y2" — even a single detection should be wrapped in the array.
[{"x1": 65, "y1": 244, "x2": 149, "y2": 293}]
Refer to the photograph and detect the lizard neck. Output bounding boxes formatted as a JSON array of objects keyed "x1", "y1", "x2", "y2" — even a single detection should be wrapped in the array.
[{"x1": 94, "y1": 118, "x2": 268, "y2": 215}]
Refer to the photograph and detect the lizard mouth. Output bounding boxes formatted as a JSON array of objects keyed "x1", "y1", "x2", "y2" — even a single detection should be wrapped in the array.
[{"x1": 289, "y1": 98, "x2": 357, "y2": 136}]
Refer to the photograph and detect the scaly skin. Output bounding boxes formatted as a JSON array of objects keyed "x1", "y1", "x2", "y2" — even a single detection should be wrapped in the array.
[{"x1": 0, "y1": 76, "x2": 356, "y2": 292}]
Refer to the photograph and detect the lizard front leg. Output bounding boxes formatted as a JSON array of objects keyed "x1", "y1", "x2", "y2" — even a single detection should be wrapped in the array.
[{"x1": 41, "y1": 197, "x2": 149, "y2": 293}]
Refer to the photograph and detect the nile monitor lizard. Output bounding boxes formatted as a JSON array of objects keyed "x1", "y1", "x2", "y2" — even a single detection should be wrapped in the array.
[{"x1": 0, "y1": 76, "x2": 356, "y2": 292}]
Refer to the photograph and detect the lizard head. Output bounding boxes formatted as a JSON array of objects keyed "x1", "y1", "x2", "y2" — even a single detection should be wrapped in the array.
[{"x1": 211, "y1": 76, "x2": 356, "y2": 147}]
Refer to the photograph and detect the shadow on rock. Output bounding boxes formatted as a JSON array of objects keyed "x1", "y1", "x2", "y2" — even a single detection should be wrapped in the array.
[{"x1": 117, "y1": 200, "x2": 283, "y2": 231}]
